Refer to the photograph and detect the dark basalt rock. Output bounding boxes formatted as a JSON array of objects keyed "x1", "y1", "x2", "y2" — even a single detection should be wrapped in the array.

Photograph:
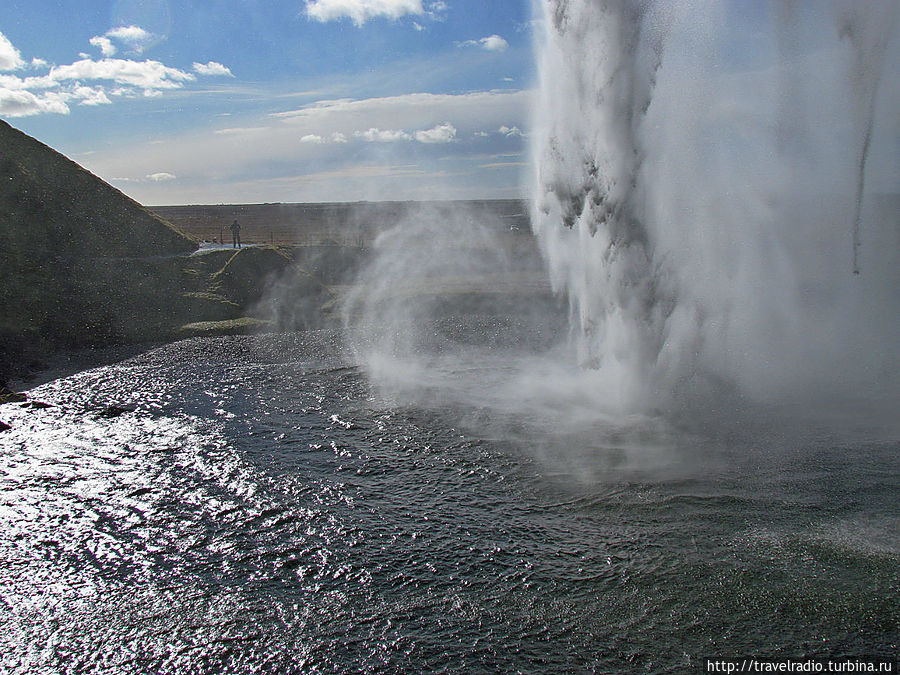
[
  {"x1": 0, "y1": 386, "x2": 27, "y2": 404},
  {"x1": 97, "y1": 404, "x2": 137, "y2": 418},
  {"x1": 21, "y1": 400, "x2": 53, "y2": 409}
]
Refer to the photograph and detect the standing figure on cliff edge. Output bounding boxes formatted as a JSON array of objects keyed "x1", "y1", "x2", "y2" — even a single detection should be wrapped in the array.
[{"x1": 230, "y1": 219, "x2": 241, "y2": 248}]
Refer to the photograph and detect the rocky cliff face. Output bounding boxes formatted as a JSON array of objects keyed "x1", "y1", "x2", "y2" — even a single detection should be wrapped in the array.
[{"x1": 0, "y1": 119, "x2": 197, "y2": 377}]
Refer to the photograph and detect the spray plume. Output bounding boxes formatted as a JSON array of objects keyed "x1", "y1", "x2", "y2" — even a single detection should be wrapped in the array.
[
  {"x1": 344, "y1": 0, "x2": 900, "y2": 454},
  {"x1": 531, "y1": 0, "x2": 900, "y2": 419}
]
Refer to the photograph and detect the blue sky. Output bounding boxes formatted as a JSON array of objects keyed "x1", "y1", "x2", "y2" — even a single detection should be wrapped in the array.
[{"x1": 1, "y1": 0, "x2": 535, "y2": 204}]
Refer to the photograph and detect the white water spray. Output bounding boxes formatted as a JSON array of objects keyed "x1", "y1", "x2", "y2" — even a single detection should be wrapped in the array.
[
  {"x1": 531, "y1": 0, "x2": 900, "y2": 416},
  {"x1": 345, "y1": 0, "x2": 899, "y2": 453}
]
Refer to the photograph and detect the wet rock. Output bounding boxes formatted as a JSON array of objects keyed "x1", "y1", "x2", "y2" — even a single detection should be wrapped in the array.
[
  {"x1": 20, "y1": 400, "x2": 53, "y2": 409},
  {"x1": 97, "y1": 404, "x2": 136, "y2": 418},
  {"x1": 0, "y1": 385, "x2": 27, "y2": 404}
]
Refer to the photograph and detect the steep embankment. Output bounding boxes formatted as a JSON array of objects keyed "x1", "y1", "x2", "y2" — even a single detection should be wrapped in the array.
[{"x1": 0, "y1": 119, "x2": 196, "y2": 377}]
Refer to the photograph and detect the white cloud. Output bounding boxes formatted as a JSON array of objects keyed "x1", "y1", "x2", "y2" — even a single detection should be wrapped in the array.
[
  {"x1": 193, "y1": 61, "x2": 233, "y2": 77},
  {"x1": 306, "y1": 0, "x2": 424, "y2": 26},
  {"x1": 414, "y1": 121, "x2": 456, "y2": 143},
  {"x1": 0, "y1": 88, "x2": 69, "y2": 117},
  {"x1": 76, "y1": 88, "x2": 531, "y2": 203},
  {"x1": 49, "y1": 58, "x2": 195, "y2": 91},
  {"x1": 499, "y1": 125, "x2": 523, "y2": 137},
  {"x1": 147, "y1": 172, "x2": 176, "y2": 182},
  {"x1": 457, "y1": 35, "x2": 509, "y2": 52},
  {"x1": 90, "y1": 36, "x2": 117, "y2": 57},
  {"x1": 0, "y1": 72, "x2": 118, "y2": 115},
  {"x1": 72, "y1": 85, "x2": 112, "y2": 106},
  {"x1": 0, "y1": 32, "x2": 243, "y2": 119},
  {"x1": 107, "y1": 25, "x2": 154, "y2": 52},
  {"x1": 299, "y1": 132, "x2": 351, "y2": 144},
  {"x1": 481, "y1": 35, "x2": 509, "y2": 52},
  {"x1": 0, "y1": 32, "x2": 24, "y2": 71},
  {"x1": 356, "y1": 127, "x2": 412, "y2": 142},
  {"x1": 0, "y1": 50, "x2": 232, "y2": 117},
  {"x1": 352, "y1": 123, "x2": 456, "y2": 143},
  {"x1": 108, "y1": 25, "x2": 151, "y2": 41},
  {"x1": 89, "y1": 25, "x2": 155, "y2": 58}
]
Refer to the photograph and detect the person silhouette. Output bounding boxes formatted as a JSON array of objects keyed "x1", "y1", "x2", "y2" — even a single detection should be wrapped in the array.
[{"x1": 230, "y1": 219, "x2": 241, "y2": 248}]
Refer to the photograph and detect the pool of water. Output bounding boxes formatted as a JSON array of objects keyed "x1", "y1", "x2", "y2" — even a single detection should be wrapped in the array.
[{"x1": 1, "y1": 332, "x2": 896, "y2": 673}]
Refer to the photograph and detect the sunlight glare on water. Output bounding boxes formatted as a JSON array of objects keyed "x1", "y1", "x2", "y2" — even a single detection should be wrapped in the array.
[{"x1": 1, "y1": 334, "x2": 897, "y2": 673}]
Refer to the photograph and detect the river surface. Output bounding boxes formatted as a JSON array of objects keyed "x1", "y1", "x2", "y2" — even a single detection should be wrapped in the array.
[{"x1": 1, "y1": 332, "x2": 897, "y2": 673}]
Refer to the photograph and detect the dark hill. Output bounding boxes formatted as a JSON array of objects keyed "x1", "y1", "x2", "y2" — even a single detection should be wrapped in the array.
[
  {"x1": 0, "y1": 119, "x2": 197, "y2": 378},
  {"x1": 0, "y1": 120, "x2": 193, "y2": 258}
]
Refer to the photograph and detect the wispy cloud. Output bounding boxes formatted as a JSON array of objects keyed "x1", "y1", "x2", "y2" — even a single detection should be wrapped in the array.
[
  {"x1": 270, "y1": 90, "x2": 526, "y2": 121},
  {"x1": 112, "y1": 172, "x2": 177, "y2": 183},
  {"x1": 305, "y1": 0, "x2": 425, "y2": 26},
  {"x1": 89, "y1": 25, "x2": 155, "y2": 57},
  {"x1": 479, "y1": 161, "x2": 527, "y2": 169},
  {"x1": 76, "y1": 88, "x2": 530, "y2": 203},
  {"x1": 214, "y1": 126, "x2": 271, "y2": 135},
  {"x1": 457, "y1": 35, "x2": 509, "y2": 52}
]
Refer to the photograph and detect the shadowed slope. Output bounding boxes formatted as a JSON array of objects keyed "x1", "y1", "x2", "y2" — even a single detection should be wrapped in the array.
[{"x1": 0, "y1": 120, "x2": 196, "y2": 377}]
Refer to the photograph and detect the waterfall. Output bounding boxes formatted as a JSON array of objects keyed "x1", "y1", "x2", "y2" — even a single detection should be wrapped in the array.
[{"x1": 530, "y1": 0, "x2": 900, "y2": 415}]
